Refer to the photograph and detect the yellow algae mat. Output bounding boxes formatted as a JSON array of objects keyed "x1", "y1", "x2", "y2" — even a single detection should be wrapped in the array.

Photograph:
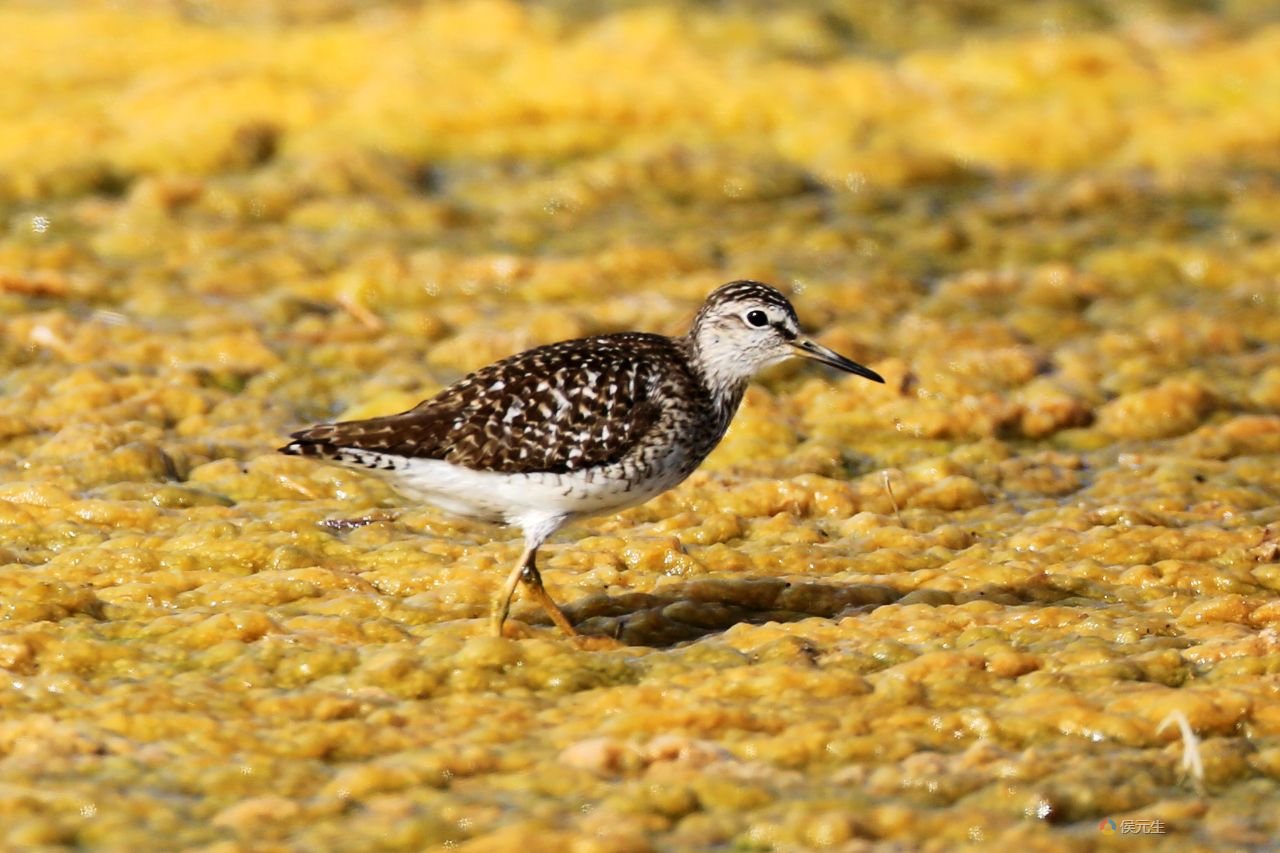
[{"x1": 2, "y1": 1, "x2": 1280, "y2": 849}]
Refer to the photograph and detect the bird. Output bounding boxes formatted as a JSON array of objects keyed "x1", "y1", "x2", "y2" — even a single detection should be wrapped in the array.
[{"x1": 280, "y1": 280, "x2": 885, "y2": 639}]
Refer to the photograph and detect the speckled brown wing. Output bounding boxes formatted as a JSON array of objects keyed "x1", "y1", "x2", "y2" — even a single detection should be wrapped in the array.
[{"x1": 283, "y1": 333, "x2": 686, "y2": 475}]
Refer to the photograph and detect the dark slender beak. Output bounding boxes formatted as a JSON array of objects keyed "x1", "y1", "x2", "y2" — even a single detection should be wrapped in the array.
[{"x1": 790, "y1": 336, "x2": 884, "y2": 383}]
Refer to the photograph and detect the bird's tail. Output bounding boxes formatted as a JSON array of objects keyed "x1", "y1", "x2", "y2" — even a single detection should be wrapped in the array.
[
  {"x1": 279, "y1": 422, "x2": 416, "y2": 472},
  {"x1": 278, "y1": 425, "x2": 342, "y2": 460}
]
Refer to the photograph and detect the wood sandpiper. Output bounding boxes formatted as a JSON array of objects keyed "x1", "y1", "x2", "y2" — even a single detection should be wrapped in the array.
[{"x1": 280, "y1": 281, "x2": 885, "y2": 638}]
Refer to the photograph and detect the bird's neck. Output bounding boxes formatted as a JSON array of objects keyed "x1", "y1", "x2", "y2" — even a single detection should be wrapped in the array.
[{"x1": 682, "y1": 331, "x2": 750, "y2": 430}]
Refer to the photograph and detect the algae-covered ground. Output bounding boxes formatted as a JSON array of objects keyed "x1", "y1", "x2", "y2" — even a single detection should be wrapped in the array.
[{"x1": 2, "y1": 1, "x2": 1280, "y2": 850}]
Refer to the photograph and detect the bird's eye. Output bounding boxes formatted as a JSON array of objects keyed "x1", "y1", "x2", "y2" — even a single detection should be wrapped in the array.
[{"x1": 745, "y1": 310, "x2": 769, "y2": 328}]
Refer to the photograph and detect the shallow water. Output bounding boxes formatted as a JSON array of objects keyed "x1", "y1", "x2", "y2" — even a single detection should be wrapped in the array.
[{"x1": 2, "y1": 1, "x2": 1280, "y2": 850}]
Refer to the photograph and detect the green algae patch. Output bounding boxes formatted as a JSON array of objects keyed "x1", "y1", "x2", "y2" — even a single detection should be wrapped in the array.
[{"x1": 2, "y1": 0, "x2": 1280, "y2": 850}]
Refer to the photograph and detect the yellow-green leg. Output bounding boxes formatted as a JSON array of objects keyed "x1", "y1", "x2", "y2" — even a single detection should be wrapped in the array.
[{"x1": 491, "y1": 545, "x2": 578, "y2": 638}]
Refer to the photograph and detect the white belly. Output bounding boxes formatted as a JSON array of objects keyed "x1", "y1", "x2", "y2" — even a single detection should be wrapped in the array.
[{"x1": 337, "y1": 450, "x2": 690, "y2": 526}]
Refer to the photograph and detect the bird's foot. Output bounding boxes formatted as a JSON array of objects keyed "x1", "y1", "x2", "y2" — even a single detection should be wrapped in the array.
[{"x1": 494, "y1": 618, "x2": 535, "y2": 640}]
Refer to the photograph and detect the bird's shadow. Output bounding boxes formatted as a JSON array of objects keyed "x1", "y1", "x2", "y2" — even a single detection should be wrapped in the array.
[{"x1": 547, "y1": 573, "x2": 1093, "y2": 648}]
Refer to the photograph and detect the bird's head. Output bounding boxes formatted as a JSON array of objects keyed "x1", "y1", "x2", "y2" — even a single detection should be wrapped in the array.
[{"x1": 689, "y1": 280, "x2": 885, "y2": 391}]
